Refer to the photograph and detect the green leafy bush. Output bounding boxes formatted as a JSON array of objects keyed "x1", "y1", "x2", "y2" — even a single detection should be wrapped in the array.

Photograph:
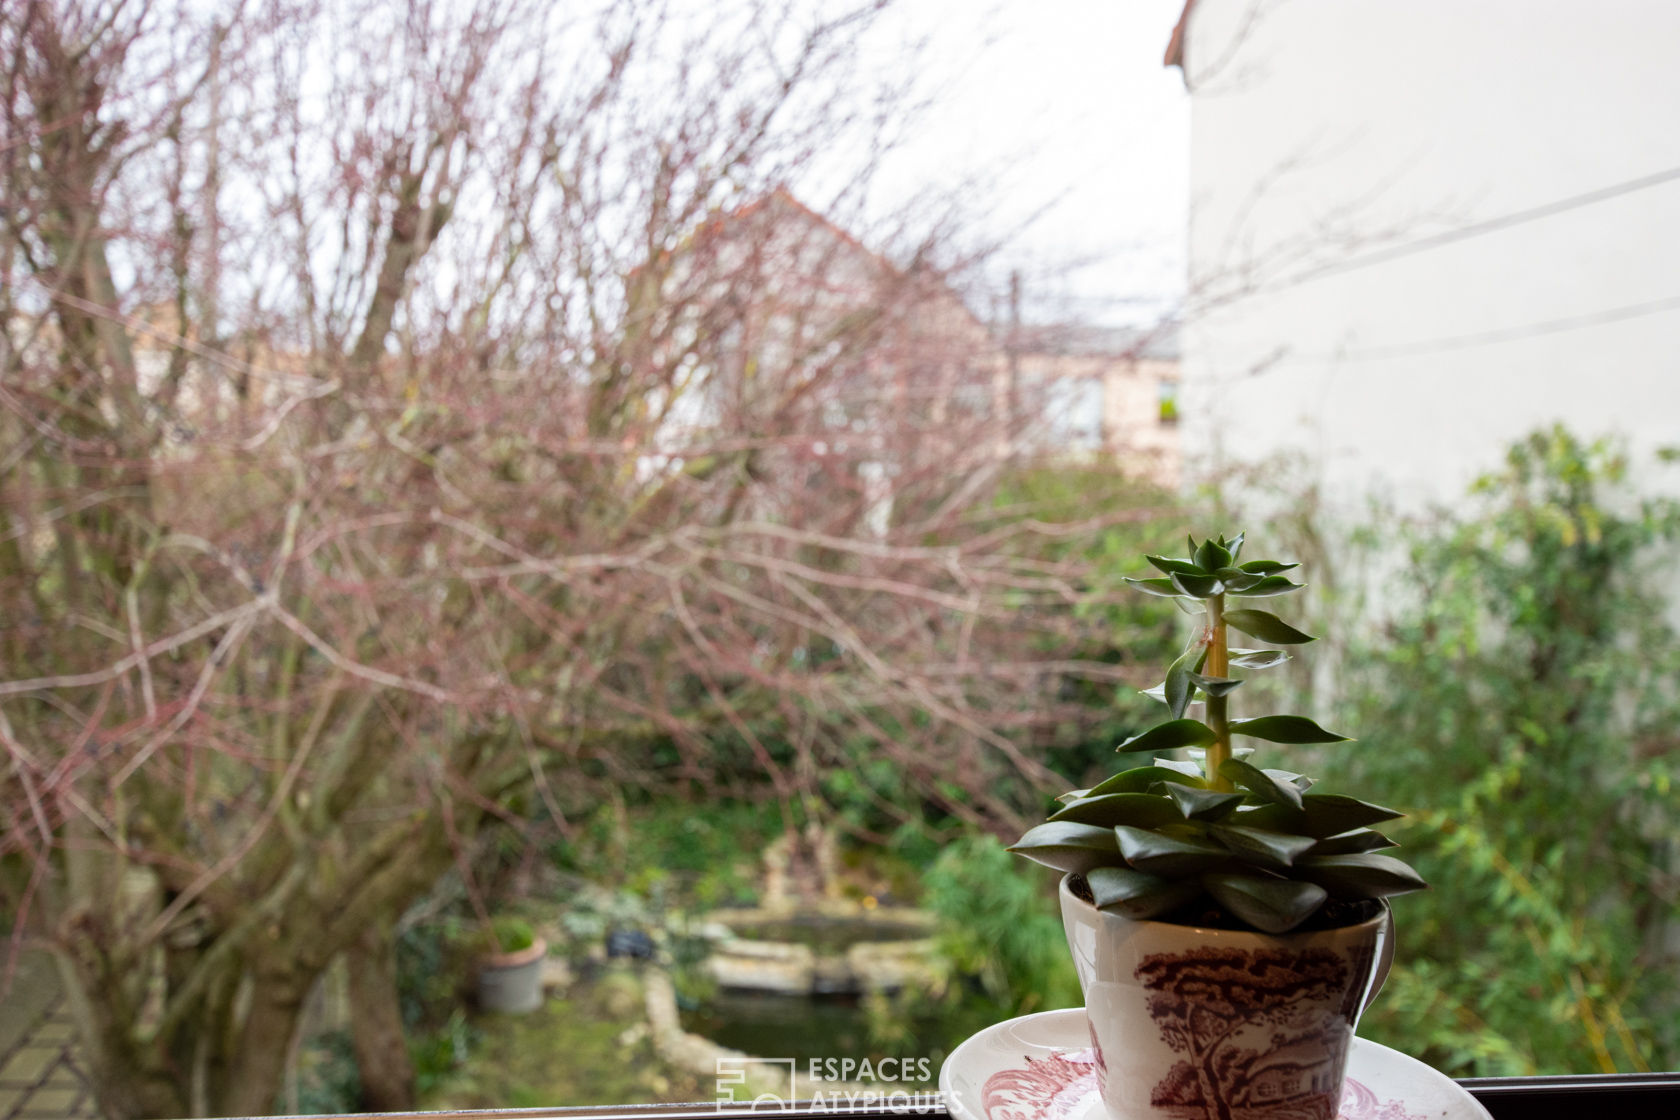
[
  {"x1": 1325, "y1": 428, "x2": 1680, "y2": 1073},
  {"x1": 489, "y1": 917, "x2": 536, "y2": 955},
  {"x1": 923, "y1": 833, "x2": 1080, "y2": 1013}
]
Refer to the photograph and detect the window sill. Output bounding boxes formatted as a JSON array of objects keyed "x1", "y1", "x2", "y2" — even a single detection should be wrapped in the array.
[{"x1": 259, "y1": 1073, "x2": 1680, "y2": 1120}]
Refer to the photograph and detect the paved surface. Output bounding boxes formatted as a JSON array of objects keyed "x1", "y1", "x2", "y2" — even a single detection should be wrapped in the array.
[{"x1": 0, "y1": 953, "x2": 98, "y2": 1120}]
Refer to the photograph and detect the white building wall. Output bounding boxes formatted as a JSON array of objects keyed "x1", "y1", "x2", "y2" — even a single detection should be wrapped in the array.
[{"x1": 1179, "y1": 0, "x2": 1680, "y2": 511}]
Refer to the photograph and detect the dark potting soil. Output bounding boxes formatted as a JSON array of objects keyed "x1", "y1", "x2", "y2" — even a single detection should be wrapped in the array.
[{"x1": 1066, "y1": 874, "x2": 1381, "y2": 932}]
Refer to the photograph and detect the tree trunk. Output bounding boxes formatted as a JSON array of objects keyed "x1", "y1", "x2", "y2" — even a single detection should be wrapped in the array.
[
  {"x1": 346, "y1": 922, "x2": 417, "y2": 1112},
  {"x1": 216, "y1": 971, "x2": 310, "y2": 1119}
]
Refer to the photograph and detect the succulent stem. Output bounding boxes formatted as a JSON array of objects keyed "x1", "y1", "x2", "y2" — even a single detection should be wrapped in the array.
[{"x1": 1205, "y1": 592, "x2": 1232, "y2": 790}]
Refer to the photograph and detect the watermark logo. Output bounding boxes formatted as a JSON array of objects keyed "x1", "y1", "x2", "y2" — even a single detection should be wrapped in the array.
[
  {"x1": 714, "y1": 1056, "x2": 945, "y2": 1113},
  {"x1": 715, "y1": 1057, "x2": 797, "y2": 1111}
]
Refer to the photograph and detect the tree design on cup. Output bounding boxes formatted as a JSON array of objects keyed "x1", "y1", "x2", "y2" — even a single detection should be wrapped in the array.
[{"x1": 1137, "y1": 947, "x2": 1351, "y2": 1120}]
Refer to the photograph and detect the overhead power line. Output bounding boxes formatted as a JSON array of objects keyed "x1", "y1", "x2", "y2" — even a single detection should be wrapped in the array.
[
  {"x1": 1267, "y1": 163, "x2": 1680, "y2": 293},
  {"x1": 1316, "y1": 294, "x2": 1680, "y2": 364}
]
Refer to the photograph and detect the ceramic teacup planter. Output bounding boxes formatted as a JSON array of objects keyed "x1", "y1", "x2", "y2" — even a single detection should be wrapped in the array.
[
  {"x1": 1060, "y1": 876, "x2": 1391, "y2": 1120},
  {"x1": 1012, "y1": 536, "x2": 1424, "y2": 1120}
]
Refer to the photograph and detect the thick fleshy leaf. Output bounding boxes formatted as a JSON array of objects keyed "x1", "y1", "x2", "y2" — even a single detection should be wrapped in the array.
[
  {"x1": 1054, "y1": 789, "x2": 1091, "y2": 805},
  {"x1": 1050, "y1": 793, "x2": 1183, "y2": 829},
  {"x1": 1230, "y1": 715, "x2": 1350, "y2": 744},
  {"x1": 1124, "y1": 576, "x2": 1183, "y2": 598},
  {"x1": 1149, "y1": 757, "x2": 1206, "y2": 780},
  {"x1": 1230, "y1": 648, "x2": 1289, "y2": 669},
  {"x1": 1194, "y1": 537, "x2": 1232, "y2": 572},
  {"x1": 1088, "y1": 765, "x2": 1205, "y2": 796},
  {"x1": 1225, "y1": 533, "x2": 1245, "y2": 561},
  {"x1": 1234, "y1": 575, "x2": 1305, "y2": 598},
  {"x1": 1310, "y1": 829, "x2": 1397, "y2": 855},
  {"x1": 1085, "y1": 866, "x2": 1204, "y2": 919},
  {"x1": 1164, "y1": 644, "x2": 1202, "y2": 719},
  {"x1": 1242, "y1": 795, "x2": 1403, "y2": 839},
  {"x1": 1188, "y1": 671, "x2": 1242, "y2": 698},
  {"x1": 1170, "y1": 570, "x2": 1221, "y2": 598},
  {"x1": 1146, "y1": 554, "x2": 1200, "y2": 576},
  {"x1": 1115, "y1": 825, "x2": 1230, "y2": 876},
  {"x1": 1117, "y1": 718, "x2": 1217, "y2": 754},
  {"x1": 1202, "y1": 873, "x2": 1328, "y2": 933},
  {"x1": 1224, "y1": 609, "x2": 1316, "y2": 644},
  {"x1": 1186, "y1": 745, "x2": 1255, "y2": 762},
  {"x1": 1238, "y1": 560, "x2": 1298, "y2": 575},
  {"x1": 1266, "y1": 768, "x2": 1313, "y2": 792},
  {"x1": 1008, "y1": 822, "x2": 1122, "y2": 875},
  {"x1": 1298, "y1": 853, "x2": 1428, "y2": 899},
  {"x1": 1162, "y1": 782, "x2": 1245, "y2": 822},
  {"x1": 1218, "y1": 758, "x2": 1304, "y2": 810},
  {"x1": 1208, "y1": 822, "x2": 1316, "y2": 870}
]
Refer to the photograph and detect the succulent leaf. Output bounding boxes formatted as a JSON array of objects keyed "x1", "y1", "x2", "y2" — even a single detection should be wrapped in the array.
[
  {"x1": 1146, "y1": 554, "x2": 1201, "y2": 576},
  {"x1": 1234, "y1": 575, "x2": 1305, "y2": 598},
  {"x1": 1297, "y1": 853, "x2": 1429, "y2": 899},
  {"x1": 1208, "y1": 822, "x2": 1316, "y2": 870},
  {"x1": 1114, "y1": 825, "x2": 1230, "y2": 876},
  {"x1": 1149, "y1": 757, "x2": 1206, "y2": 780},
  {"x1": 1310, "y1": 828, "x2": 1397, "y2": 855},
  {"x1": 1008, "y1": 821, "x2": 1123, "y2": 875},
  {"x1": 1050, "y1": 793, "x2": 1185, "y2": 829},
  {"x1": 1237, "y1": 559, "x2": 1297, "y2": 575},
  {"x1": 1116, "y1": 718, "x2": 1217, "y2": 754},
  {"x1": 1164, "y1": 644, "x2": 1202, "y2": 719},
  {"x1": 1229, "y1": 648, "x2": 1290, "y2": 669},
  {"x1": 1265, "y1": 767, "x2": 1314, "y2": 792},
  {"x1": 1086, "y1": 866, "x2": 1203, "y2": 919},
  {"x1": 1125, "y1": 576, "x2": 1183, "y2": 598},
  {"x1": 1088, "y1": 765, "x2": 1205, "y2": 795},
  {"x1": 1218, "y1": 758, "x2": 1304, "y2": 809},
  {"x1": 1169, "y1": 570, "x2": 1221, "y2": 598},
  {"x1": 1224, "y1": 608, "x2": 1316, "y2": 644},
  {"x1": 1162, "y1": 782, "x2": 1245, "y2": 821},
  {"x1": 1202, "y1": 873, "x2": 1328, "y2": 933},
  {"x1": 1243, "y1": 794, "x2": 1403, "y2": 838},
  {"x1": 1194, "y1": 537, "x2": 1232, "y2": 572},
  {"x1": 1230, "y1": 715, "x2": 1350, "y2": 744},
  {"x1": 1188, "y1": 671, "x2": 1242, "y2": 697}
]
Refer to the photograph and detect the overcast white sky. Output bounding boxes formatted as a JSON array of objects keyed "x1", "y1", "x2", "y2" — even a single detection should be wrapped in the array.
[{"x1": 869, "y1": 0, "x2": 1190, "y2": 326}]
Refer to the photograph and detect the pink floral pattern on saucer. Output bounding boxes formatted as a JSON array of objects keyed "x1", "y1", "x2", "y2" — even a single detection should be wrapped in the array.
[
  {"x1": 981, "y1": 1049, "x2": 1100, "y2": 1120},
  {"x1": 979, "y1": 1047, "x2": 1423, "y2": 1120}
]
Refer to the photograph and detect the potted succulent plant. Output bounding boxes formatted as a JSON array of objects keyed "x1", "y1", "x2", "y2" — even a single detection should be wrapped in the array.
[
  {"x1": 1011, "y1": 534, "x2": 1425, "y2": 1120},
  {"x1": 476, "y1": 915, "x2": 547, "y2": 1014}
]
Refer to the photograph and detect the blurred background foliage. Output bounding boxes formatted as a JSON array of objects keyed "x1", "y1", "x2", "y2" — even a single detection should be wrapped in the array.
[{"x1": 511, "y1": 428, "x2": 1677, "y2": 1080}]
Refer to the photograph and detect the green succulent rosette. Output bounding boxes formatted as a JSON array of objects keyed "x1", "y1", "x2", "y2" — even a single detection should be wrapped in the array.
[{"x1": 1012, "y1": 533, "x2": 1426, "y2": 933}]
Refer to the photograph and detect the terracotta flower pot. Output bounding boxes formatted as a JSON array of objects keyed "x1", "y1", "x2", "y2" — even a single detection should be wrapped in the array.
[
  {"x1": 477, "y1": 936, "x2": 548, "y2": 1014},
  {"x1": 1059, "y1": 875, "x2": 1392, "y2": 1120}
]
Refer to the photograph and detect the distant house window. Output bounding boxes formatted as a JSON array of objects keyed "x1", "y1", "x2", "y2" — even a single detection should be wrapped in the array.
[
  {"x1": 1044, "y1": 376, "x2": 1103, "y2": 451},
  {"x1": 1158, "y1": 380, "x2": 1179, "y2": 426}
]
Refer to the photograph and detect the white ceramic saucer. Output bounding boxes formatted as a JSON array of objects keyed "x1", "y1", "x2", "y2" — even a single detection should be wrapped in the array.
[{"x1": 938, "y1": 1008, "x2": 1491, "y2": 1120}]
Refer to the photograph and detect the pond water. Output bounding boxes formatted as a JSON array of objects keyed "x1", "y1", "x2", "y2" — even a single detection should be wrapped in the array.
[
  {"x1": 678, "y1": 987, "x2": 1018, "y2": 1087},
  {"x1": 723, "y1": 916, "x2": 930, "y2": 952}
]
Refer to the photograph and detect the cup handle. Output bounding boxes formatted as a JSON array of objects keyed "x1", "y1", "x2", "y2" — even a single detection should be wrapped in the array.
[{"x1": 1362, "y1": 905, "x2": 1396, "y2": 1013}]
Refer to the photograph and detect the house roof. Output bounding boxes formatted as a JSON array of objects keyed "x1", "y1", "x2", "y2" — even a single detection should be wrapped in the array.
[
  {"x1": 1012, "y1": 322, "x2": 1181, "y2": 362},
  {"x1": 1164, "y1": 0, "x2": 1197, "y2": 71}
]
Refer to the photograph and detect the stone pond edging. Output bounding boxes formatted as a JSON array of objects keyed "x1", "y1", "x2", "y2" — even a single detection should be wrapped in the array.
[{"x1": 700, "y1": 905, "x2": 942, "y2": 996}]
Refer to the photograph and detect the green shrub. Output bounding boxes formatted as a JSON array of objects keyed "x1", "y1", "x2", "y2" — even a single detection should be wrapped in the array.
[
  {"x1": 1326, "y1": 428, "x2": 1680, "y2": 1073},
  {"x1": 923, "y1": 832, "x2": 1080, "y2": 1014},
  {"x1": 489, "y1": 917, "x2": 536, "y2": 955}
]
